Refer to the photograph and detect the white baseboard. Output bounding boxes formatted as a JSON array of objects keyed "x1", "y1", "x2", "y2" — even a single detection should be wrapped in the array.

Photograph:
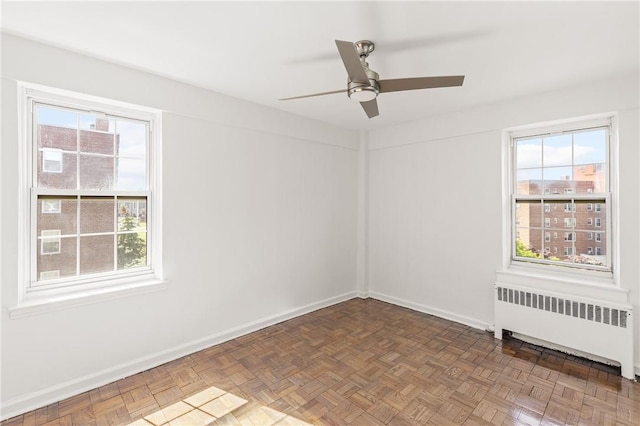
[
  {"x1": 356, "y1": 290, "x2": 369, "y2": 299},
  {"x1": 368, "y1": 291, "x2": 492, "y2": 332},
  {"x1": 0, "y1": 291, "x2": 357, "y2": 421}
]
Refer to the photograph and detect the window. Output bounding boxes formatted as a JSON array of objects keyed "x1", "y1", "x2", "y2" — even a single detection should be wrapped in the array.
[
  {"x1": 42, "y1": 149, "x2": 63, "y2": 173},
  {"x1": 587, "y1": 247, "x2": 593, "y2": 255},
  {"x1": 596, "y1": 247, "x2": 603, "y2": 256},
  {"x1": 545, "y1": 232, "x2": 551, "y2": 242},
  {"x1": 40, "y1": 230, "x2": 61, "y2": 255},
  {"x1": 510, "y1": 116, "x2": 613, "y2": 272},
  {"x1": 596, "y1": 233, "x2": 602, "y2": 242},
  {"x1": 19, "y1": 84, "x2": 162, "y2": 300},
  {"x1": 42, "y1": 199, "x2": 61, "y2": 214}
]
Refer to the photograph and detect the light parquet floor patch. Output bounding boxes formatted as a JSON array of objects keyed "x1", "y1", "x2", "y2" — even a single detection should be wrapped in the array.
[{"x1": 2, "y1": 298, "x2": 639, "y2": 425}]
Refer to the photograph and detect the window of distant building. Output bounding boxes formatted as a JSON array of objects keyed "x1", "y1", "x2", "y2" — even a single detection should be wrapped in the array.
[
  {"x1": 42, "y1": 149, "x2": 63, "y2": 173},
  {"x1": 507, "y1": 115, "x2": 614, "y2": 273},
  {"x1": 13, "y1": 84, "x2": 164, "y2": 317},
  {"x1": 41, "y1": 199, "x2": 61, "y2": 214}
]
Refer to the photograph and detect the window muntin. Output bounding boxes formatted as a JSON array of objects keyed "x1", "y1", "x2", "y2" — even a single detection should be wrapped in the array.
[
  {"x1": 28, "y1": 95, "x2": 155, "y2": 289},
  {"x1": 512, "y1": 122, "x2": 611, "y2": 271}
]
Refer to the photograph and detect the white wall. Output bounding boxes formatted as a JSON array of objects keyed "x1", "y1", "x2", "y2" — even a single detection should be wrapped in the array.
[
  {"x1": 1, "y1": 34, "x2": 359, "y2": 417},
  {"x1": 2, "y1": 31, "x2": 639, "y2": 420},
  {"x1": 367, "y1": 71, "x2": 640, "y2": 366}
]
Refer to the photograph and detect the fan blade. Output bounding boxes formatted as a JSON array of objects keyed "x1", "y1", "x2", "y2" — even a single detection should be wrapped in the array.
[
  {"x1": 379, "y1": 75, "x2": 465, "y2": 93},
  {"x1": 279, "y1": 89, "x2": 346, "y2": 101},
  {"x1": 335, "y1": 40, "x2": 370, "y2": 85},
  {"x1": 360, "y1": 99, "x2": 379, "y2": 118}
]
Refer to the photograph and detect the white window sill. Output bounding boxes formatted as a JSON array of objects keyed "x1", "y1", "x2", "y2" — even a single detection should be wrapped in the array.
[
  {"x1": 496, "y1": 264, "x2": 628, "y2": 305},
  {"x1": 9, "y1": 278, "x2": 167, "y2": 319}
]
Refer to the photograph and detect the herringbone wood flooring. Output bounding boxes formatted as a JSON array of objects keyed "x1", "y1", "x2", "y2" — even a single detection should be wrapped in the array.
[{"x1": 2, "y1": 298, "x2": 639, "y2": 425}]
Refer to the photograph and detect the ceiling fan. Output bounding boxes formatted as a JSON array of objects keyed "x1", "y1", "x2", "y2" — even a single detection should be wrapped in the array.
[{"x1": 280, "y1": 40, "x2": 465, "y2": 119}]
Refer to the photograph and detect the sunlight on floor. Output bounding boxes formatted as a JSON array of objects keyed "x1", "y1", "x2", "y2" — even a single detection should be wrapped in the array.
[{"x1": 126, "y1": 385, "x2": 312, "y2": 425}]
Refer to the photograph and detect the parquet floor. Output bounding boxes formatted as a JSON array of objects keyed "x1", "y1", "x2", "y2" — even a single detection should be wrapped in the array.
[{"x1": 2, "y1": 298, "x2": 639, "y2": 426}]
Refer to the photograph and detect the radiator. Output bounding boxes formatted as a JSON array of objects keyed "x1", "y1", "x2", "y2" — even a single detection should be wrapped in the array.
[{"x1": 494, "y1": 284, "x2": 635, "y2": 379}]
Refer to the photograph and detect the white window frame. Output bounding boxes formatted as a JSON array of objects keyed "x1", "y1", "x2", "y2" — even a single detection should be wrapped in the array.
[
  {"x1": 12, "y1": 83, "x2": 165, "y2": 319},
  {"x1": 502, "y1": 114, "x2": 617, "y2": 281}
]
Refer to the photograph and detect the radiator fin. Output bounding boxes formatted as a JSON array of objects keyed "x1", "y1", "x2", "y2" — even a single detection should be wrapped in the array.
[{"x1": 496, "y1": 286, "x2": 628, "y2": 328}]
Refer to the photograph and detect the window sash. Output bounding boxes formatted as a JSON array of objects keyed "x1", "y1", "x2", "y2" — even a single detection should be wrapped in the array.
[
  {"x1": 27, "y1": 94, "x2": 154, "y2": 289},
  {"x1": 512, "y1": 195, "x2": 610, "y2": 271}
]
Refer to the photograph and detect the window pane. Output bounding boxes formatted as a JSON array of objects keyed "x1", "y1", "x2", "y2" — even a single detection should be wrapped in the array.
[
  {"x1": 37, "y1": 151, "x2": 77, "y2": 189},
  {"x1": 543, "y1": 134, "x2": 572, "y2": 166},
  {"x1": 118, "y1": 198, "x2": 147, "y2": 232},
  {"x1": 79, "y1": 154, "x2": 114, "y2": 189},
  {"x1": 37, "y1": 235, "x2": 77, "y2": 280},
  {"x1": 543, "y1": 167, "x2": 574, "y2": 193},
  {"x1": 516, "y1": 169, "x2": 542, "y2": 195},
  {"x1": 570, "y1": 231, "x2": 606, "y2": 267},
  {"x1": 80, "y1": 235, "x2": 114, "y2": 274},
  {"x1": 117, "y1": 158, "x2": 146, "y2": 190},
  {"x1": 79, "y1": 127, "x2": 115, "y2": 155},
  {"x1": 37, "y1": 196, "x2": 77, "y2": 236},
  {"x1": 116, "y1": 120, "x2": 146, "y2": 159},
  {"x1": 37, "y1": 105, "x2": 77, "y2": 129},
  {"x1": 80, "y1": 197, "x2": 115, "y2": 234},
  {"x1": 117, "y1": 231, "x2": 147, "y2": 270},
  {"x1": 573, "y1": 163, "x2": 606, "y2": 194},
  {"x1": 516, "y1": 228, "x2": 543, "y2": 259},
  {"x1": 117, "y1": 197, "x2": 147, "y2": 270},
  {"x1": 574, "y1": 129, "x2": 606, "y2": 165},
  {"x1": 516, "y1": 200, "x2": 542, "y2": 228},
  {"x1": 516, "y1": 137, "x2": 542, "y2": 168}
]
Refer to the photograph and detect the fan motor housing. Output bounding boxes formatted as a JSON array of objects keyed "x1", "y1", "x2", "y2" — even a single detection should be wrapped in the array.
[{"x1": 348, "y1": 66, "x2": 380, "y2": 101}]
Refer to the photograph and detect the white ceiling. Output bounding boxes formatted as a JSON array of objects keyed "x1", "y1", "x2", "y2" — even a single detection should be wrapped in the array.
[{"x1": 2, "y1": 1, "x2": 638, "y2": 131}]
